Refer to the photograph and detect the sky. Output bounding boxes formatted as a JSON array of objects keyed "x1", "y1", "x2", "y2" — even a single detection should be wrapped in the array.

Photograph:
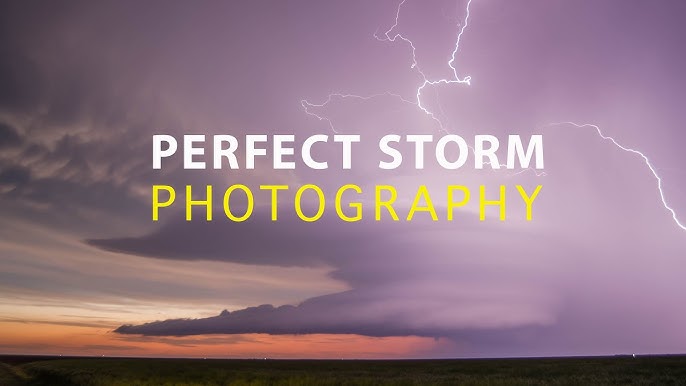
[{"x1": 1, "y1": 0, "x2": 686, "y2": 359}]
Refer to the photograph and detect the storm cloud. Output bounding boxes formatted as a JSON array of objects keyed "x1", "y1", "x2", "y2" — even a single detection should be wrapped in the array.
[{"x1": 2, "y1": 0, "x2": 686, "y2": 358}]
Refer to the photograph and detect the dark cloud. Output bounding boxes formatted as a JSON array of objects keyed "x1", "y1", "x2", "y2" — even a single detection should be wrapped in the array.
[
  {"x1": 88, "y1": 207, "x2": 494, "y2": 267},
  {"x1": 0, "y1": 165, "x2": 30, "y2": 186},
  {"x1": 0, "y1": 1, "x2": 196, "y2": 233},
  {"x1": 114, "y1": 333, "x2": 259, "y2": 349},
  {"x1": 114, "y1": 290, "x2": 546, "y2": 341},
  {"x1": 0, "y1": 123, "x2": 21, "y2": 148},
  {"x1": 114, "y1": 294, "x2": 454, "y2": 337}
]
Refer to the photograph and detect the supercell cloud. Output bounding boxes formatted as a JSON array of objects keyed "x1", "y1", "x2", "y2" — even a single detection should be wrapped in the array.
[{"x1": 1, "y1": 0, "x2": 686, "y2": 357}]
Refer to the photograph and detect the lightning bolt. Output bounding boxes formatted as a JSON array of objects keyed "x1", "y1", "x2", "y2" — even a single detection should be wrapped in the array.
[
  {"x1": 301, "y1": 0, "x2": 683, "y2": 230},
  {"x1": 511, "y1": 168, "x2": 547, "y2": 178},
  {"x1": 301, "y1": 92, "x2": 417, "y2": 134},
  {"x1": 302, "y1": 0, "x2": 474, "y2": 134},
  {"x1": 549, "y1": 122, "x2": 686, "y2": 231},
  {"x1": 302, "y1": 0, "x2": 542, "y2": 176},
  {"x1": 373, "y1": 0, "x2": 473, "y2": 132}
]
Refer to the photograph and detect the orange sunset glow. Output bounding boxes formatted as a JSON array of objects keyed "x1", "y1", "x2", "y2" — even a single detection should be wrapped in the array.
[{"x1": 0, "y1": 321, "x2": 453, "y2": 359}]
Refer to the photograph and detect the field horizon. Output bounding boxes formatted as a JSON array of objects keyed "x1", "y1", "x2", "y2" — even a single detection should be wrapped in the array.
[{"x1": 2, "y1": 354, "x2": 686, "y2": 385}]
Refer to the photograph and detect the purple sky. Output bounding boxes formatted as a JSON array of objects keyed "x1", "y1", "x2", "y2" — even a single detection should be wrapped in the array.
[{"x1": 1, "y1": 0, "x2": 685, "y2": 358}]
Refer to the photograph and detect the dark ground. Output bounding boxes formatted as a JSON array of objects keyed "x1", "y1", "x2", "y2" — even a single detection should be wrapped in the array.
[{"x1": 1, "y1": 355, "x2": 685, "y2": 385}]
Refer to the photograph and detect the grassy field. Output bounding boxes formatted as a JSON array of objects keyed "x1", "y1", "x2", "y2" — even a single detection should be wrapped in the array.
[{"x1": 1, "y1": 355, "x2": 685, "y2": 385}]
